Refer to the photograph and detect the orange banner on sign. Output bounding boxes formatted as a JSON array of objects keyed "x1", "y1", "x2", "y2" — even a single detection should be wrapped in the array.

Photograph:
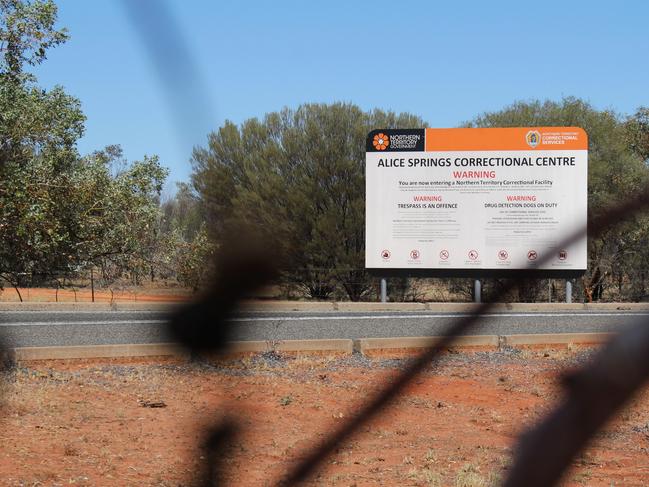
[{"x1": 424, "y1": 127, "x2": 588, "y2": 151}]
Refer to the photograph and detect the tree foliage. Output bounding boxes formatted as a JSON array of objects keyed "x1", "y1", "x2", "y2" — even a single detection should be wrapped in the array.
[
  {"x1": 71, "y1": 146, "x2": 168, "y2": 282},
  {"x1": 0, "y1": 1, "x2": 169, "y2": 293},
  {"x1": 161, "y1": 181, "x2": 203, "y2": 241},
  {"x1": 625, "y1": 107, "x2": 649, "y2": 162},
  {"x1": 159, "y1": 182, "x2": 213, "y2": 289},
  {"x1": 172, "y1": 224, "x2": 215, "y2": 291},
  {"x1": 0, "y1": 0, "x2": 67, "y2": 82},
  {"x1": 192, "y1": 103, "x2": 424, "y2": 300}
]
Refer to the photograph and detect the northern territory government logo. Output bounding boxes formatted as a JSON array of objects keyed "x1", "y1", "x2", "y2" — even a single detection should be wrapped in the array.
[
  {"x1": 372, "y1": 133, "x2": 390, "y2": 151},
  {"x1": 366, "y1": 129, "x2": 425, "y2": 152},
  {"x1": 525, "y1": 130, "x2": 541, "y2": 148}
]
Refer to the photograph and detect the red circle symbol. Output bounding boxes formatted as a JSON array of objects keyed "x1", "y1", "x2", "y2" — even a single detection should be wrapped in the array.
[
  {"x1": 410, "y1": 249, "x2": 420, "y2": 260},
  {"x1": 527, "y1": 250, "x2": 538, "y2": 261},
  {"x1": 439, "y1": 249, "x2": 449, "y2": 260},
  {"x1": 381, "y1": 249, "x2": 391, "y2": 260},
  {"x1": 498, "y1": 250, "x2": 508, "y2": 260},
  {"x1": 468, "y1": 250, "x2": 479, "y2": 260}
]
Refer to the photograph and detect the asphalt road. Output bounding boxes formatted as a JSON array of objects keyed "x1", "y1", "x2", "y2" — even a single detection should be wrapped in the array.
[{"x1": 2, "y1": 309, "x2": 649, "y2": 347}]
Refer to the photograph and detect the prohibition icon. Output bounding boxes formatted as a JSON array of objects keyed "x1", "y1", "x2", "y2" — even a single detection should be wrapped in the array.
[
  {"x1": 381, "y1": 249, "x2": 391, "y2": 260},
  {"x1": 498, "y1": 250, "x2": 508, "y2": 260},
  {"x1": 527, "y1": 250, "x2": 538, "y2": 261},
  {"x1": 468, "y1": 250, "x2": 479, "y2": 260},
  {"x1": 410, "y1": 249, "x2": 420, "y2": 260},
  {"x1": 439, "y1": 249, "x2": 449, "y2": 260}
]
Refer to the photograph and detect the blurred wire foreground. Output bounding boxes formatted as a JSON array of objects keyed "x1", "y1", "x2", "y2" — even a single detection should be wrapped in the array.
[{"x1": 3, "y1": 2, "x2": 636, "y2": 485}]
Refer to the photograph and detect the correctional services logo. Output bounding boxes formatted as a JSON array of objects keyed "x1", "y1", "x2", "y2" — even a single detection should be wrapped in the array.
[
  {"x1": 525, "y1": 130, "x2": 541, "y2": 148},
  {"x1": 372, "y1": 133, "x2": 390, "y2": 151}
]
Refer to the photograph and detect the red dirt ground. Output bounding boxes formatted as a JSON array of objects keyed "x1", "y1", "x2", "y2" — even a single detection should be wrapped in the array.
[
  {"x1": 1, "y1": 347, "x2": 649, "y2": 486},
  {"x1": 0, "y1": 286, "x2": 192, "y2": 303}
]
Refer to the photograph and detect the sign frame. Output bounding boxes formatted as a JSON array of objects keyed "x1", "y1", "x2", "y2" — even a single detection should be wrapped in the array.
[{"x1": 365, "y1": 127, "x2": 588, "y2": 279}]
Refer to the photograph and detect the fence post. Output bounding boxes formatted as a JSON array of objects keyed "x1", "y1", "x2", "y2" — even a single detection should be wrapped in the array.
[
  {"x1": 474, "y1": 279, "x2": 481, "y2": 303},
  {"x1": 380, "y1": 278, "x2": 387, "y2": 303},
  {"x1": 90, "y1": 267, "x2": 95, "y2": 303},
  {"x1": 566, "y1": 279, "x2": 572, "y2": 304}
]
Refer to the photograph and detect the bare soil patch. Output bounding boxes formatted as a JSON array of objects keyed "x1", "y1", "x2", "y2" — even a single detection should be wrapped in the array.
[
  {"x1": 0, "y1": 286, "x2": 192, "y2": 303},
  {"x1": 1, "y1": 348, "x2": 649, "y2": 486}
]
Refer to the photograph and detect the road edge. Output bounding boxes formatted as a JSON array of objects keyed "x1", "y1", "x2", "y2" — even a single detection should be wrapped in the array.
[
  {"x1": 3, "y1": 301, "x2": 649, "y2": 312},
  {"x1": 10, "y1": 333, "x2": 615, "y2": 361}
]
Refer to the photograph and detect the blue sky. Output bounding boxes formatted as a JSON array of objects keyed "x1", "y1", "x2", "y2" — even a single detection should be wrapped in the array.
[{"x1": 34, "y1": 1, "x2": 649, "y2": 190}]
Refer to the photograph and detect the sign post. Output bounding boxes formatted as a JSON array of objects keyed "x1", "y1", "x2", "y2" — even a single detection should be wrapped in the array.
[
  {"x1": 365, "y1": 127, "x2": 588, "y2": 288},
  {"x1": 474, "y1": 279, "x2": 481, "y2": 303}
]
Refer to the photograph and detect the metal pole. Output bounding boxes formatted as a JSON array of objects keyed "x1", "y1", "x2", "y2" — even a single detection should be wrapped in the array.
[
  {"x1": 548, "y1": 279, "x2": 552, "y2": 303},
  {"x1": 90, "y1": 267, "x2": 95, "y2": 303},
  {"x1": 380, "y1": 278, "x2": 387, "y2": 303},
  {"x1": 566, "y1": 279, "x2": 572, "y2": 304},
  {"x1": 474, "y1": 279, "x2": 481, "y2": 303}
]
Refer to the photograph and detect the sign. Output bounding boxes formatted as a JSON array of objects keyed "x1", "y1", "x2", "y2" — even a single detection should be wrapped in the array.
[{"x1": 365, "y1": 127, "x2": 588, "y2": 276}]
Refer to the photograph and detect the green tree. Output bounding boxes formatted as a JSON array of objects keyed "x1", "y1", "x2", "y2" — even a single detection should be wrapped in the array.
[
  {"x1": 157, "y1": 181, "x2": 213, "y2": 288},
  {"x1": 0, "y1": 0, "x2": 67, "y2": 82},
  {"x1": 191, "y1": 103, "x2": 424, "y2": 300},
  {"x1": 0, "y1": 2, "x2": 170, "y2": 296},
  {"x1": 160, "y1": 181, "x2": 204, "y2": 241},
  {"x1": 71, "y1": 146, "x2": 168, "y2": 283},
  {"x1": 0, "y1": 0, "x2": 85, "y2": 294},
  {"x1": 625, "y1": 107, "x2": 649, "y2": 162},
  {"x1": 172, "y1": 224, "x2": 215, "y2": 291}
]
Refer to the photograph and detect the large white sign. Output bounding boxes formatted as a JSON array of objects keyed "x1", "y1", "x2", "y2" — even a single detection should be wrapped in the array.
[{"x1": 365, "y1": 127, "x2": 588, "y2": 274}]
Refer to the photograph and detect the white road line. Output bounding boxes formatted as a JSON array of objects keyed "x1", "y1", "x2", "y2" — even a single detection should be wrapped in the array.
[
  {"x1": 0, "y1": 310, "x2": 166, "y2": 314},
  {"x1": 228, "y1": 312, "x2": 649, "y2": 322},
  {"x1": 0, "y1": 320, "x2": 166, "y2": 327},
  {"x1": 1, "y1": 312, "x2": 648, "y2": 327}
]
